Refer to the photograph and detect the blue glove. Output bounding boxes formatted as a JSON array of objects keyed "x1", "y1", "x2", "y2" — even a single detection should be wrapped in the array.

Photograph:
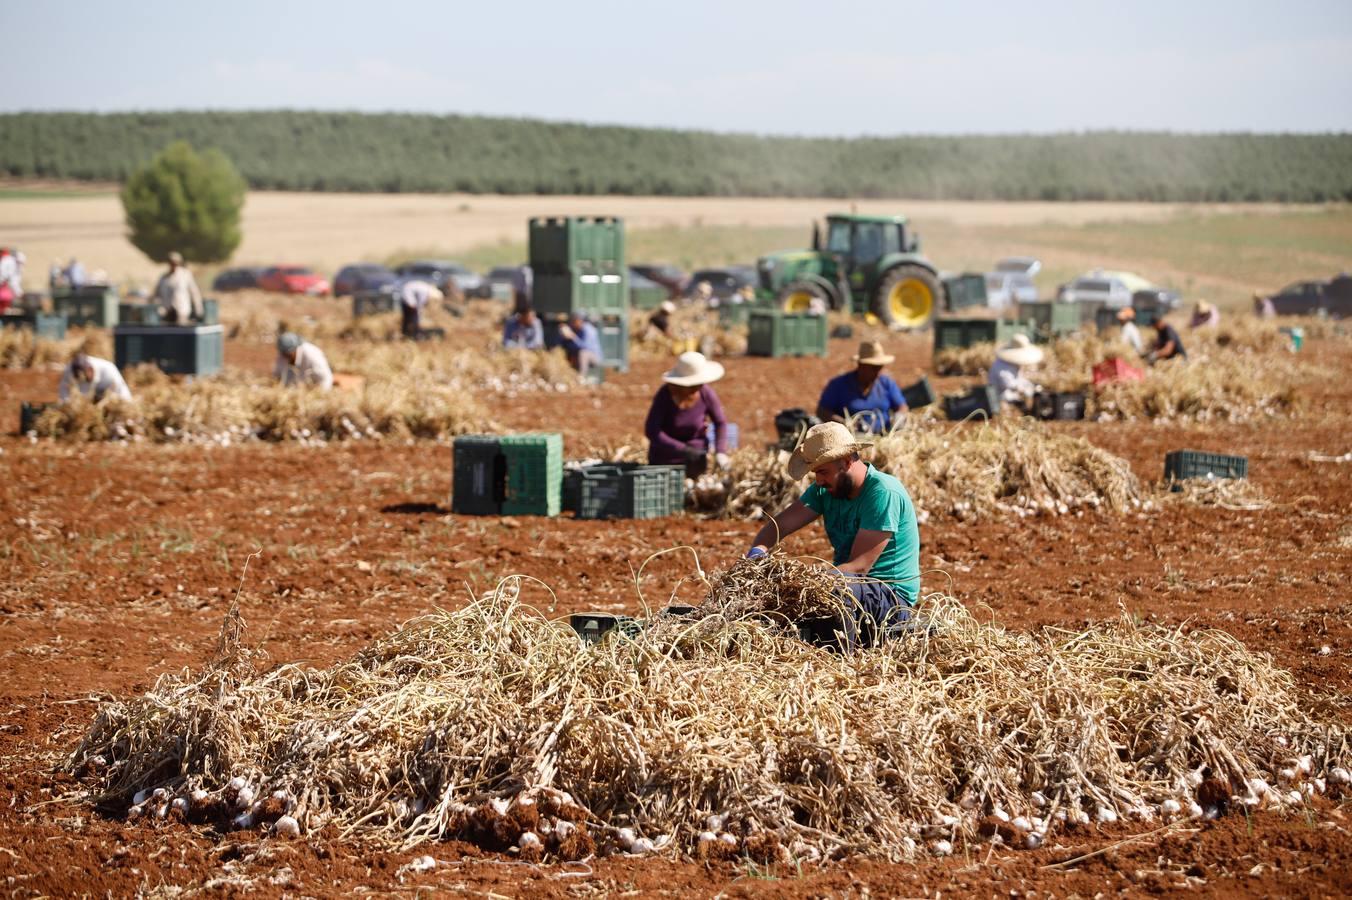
[{"x1": 745, "y1": 547, "x2": 768, "y2": 560}]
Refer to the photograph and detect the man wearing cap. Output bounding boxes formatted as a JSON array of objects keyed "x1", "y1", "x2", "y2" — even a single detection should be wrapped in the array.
[
  {"x1": 153, "y1": 252, "x2": 204, "y2": 324},
  {"x1": 987, "y1": 333, "x2": 1043, "y2": 410},
  {"x1": 1117, "y1": 307, "x2": 1144, "y2": 355},
  {"x1": 645, "y1": 350, "x2": 730, "y2": 476},
  {"x1": 274, "y1": 332, "x2": 334, "y2": 390},
  {"x1": 557, "y1": 311, "x2": 602, "y2": 376},
  {"x1": 746, "y1": 422, "x2": 921, "y2": 649},
  {"x1": 59, "y1": 352, "x2": 132, "y2": 403},
  {"x1": 816, "y1": 341, "x2": 907, "y2": 434}
]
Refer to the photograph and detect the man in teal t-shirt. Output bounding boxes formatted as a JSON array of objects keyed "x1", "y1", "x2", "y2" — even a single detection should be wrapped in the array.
[{"x1": 746, "y1": 422, "x2": 921, "y2": 648}]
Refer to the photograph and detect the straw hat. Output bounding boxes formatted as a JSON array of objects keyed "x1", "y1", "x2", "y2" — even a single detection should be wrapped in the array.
[
  {"x1": 662, "y1": 351, "x2": 724, "y2": 387},
  {"x1": 1116, "y1": 307, "x2": 1136, "y2": 322},
  {"x1": 1196, "y1": 301, "x2": 1214, "y2": 315},
  {"x1": 659, "y1": 300, "x2": 676, "y2": 314},
  {"x1": 787, "y1": 422, "x2": 873, "y2": 480},
  {"x1": 994, "y1": 333, "x2": 1044, "y2": 366},
  {"x1": 852, "y1": 340, "x2": 895, "y2": 366}
]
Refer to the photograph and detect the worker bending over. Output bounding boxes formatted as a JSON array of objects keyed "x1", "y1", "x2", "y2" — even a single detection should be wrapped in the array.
[
  {"x1": 274, "y1": 332, "x2": 333, "y2": 389},
  {"x1": 59, "y1": 352, "x2": 132, "y2": 403},
  {"x1": 746, "y1": 422, "x2": 921, "y2": 649}
]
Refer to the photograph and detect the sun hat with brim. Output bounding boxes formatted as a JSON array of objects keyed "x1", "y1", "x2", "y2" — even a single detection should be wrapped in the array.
[
  {"x1": 994, "y1": 333, "x2": 1044, "y2": 366},
  {"x1": 1117, "y1": 307, "x2": 1136, "y2": 322},
  {"x1": 662, "y1": 351, "x2": 724, "y2": 387},
  {"x1": 852, "y1": 340, "x2": 895, "y2": 366},
  {"x1": 659, "y1": 300, "x2": 676, "y2": 314},
  {"x1": 787, "y1": 422, "x2": 873, "y2": 480}
]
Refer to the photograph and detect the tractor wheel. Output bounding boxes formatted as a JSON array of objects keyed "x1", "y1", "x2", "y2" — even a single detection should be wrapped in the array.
[
  {"x1": 778, "y1": 280, "x2": 829, "y2": 314},
  {"x1": 873, "y1": 265, "x2": 940, "y2": 329}
]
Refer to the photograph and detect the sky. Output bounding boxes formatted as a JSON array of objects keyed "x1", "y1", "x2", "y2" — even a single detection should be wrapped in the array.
[{"x1": 3, "y1": 0, "x2": 1350, "y2": 136}]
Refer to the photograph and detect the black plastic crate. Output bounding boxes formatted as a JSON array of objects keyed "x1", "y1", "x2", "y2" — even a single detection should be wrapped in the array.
[
  {"x1": 451, "y1": 435, "x2": 505, "y2": 515},
  {"x1": 19, "y1": 402, "x2": 54, "y2": 435},
  {"x1": 569, "y1": 612, "x2": 640, "y2": 645},
  {"x1": 1032, "y1": 391, "x2": 1086, "y2": 421},
  {"x1": 943, "y1": 386, "x2": 1001, "y2": 421},
  {"x1": 1164, "y1": 450, "x2": 1248, "y2": 483},
  {"x1": 900, "y1": 376, "x2": 935, "y2": 409},
  {"x1": 774, "y1": 407, "x2": 820, "y2": 449}
]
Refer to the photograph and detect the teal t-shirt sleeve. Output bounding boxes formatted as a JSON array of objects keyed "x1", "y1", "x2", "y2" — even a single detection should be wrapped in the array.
[
  {"x1": 858, "y1": 479, "x2": 902, "y2": 533},
  {"x1": 800, "y1": 483, "x2": 825, "y2": 514}
]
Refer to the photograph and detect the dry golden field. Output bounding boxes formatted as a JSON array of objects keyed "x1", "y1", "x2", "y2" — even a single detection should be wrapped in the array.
[{"x1": 4, "y1": 187, "x2": 1348, "y2": 309}]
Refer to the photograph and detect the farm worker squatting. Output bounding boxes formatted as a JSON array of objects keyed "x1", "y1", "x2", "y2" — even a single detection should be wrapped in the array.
[
  {"x1": 274, "y1": 332, "x2": 334, "y2": 390},
  {"x1": 153, "y1": 252, "x2": 204, "y2": 323},
  {"x1": 59, "y1": 352, "x2": 132, "y2": 403},
  {"x1": 745, "y1": 422, "x2": 921, "y2": 650},
  {"x1": 987, "y1": 333, "x2": 1043, "y2": 411},
  {"x1": 557, "y1": 311, "x2": 602, "y2": 377},
  {"x1": 644, "y1": 351, "x2": 731, "y2": 478},
  {"x1": 502, "y1": 307, "x2": 544, "y2": 349},
  {"x1": 816, "y1": 340, "x2": 908, "y2": 434}
]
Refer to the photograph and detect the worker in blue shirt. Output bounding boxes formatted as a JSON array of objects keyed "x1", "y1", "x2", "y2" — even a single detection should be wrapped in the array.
[
  {"x1": 815, "y1": 340, "x2": 907, "y2": 434},
  {"x1": 558, "y1": 311, "x2": 602, "y2": 377}
]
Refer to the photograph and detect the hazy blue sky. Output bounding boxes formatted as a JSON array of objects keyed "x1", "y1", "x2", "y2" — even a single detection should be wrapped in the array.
[{"x1": 4, "y1": 0, "x2": 1350, "y2": 135}]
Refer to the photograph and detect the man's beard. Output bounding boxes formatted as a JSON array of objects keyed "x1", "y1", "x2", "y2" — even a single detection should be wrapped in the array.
[{"x1": 829, "y1": 469, "x2": 852, "y2": 499}]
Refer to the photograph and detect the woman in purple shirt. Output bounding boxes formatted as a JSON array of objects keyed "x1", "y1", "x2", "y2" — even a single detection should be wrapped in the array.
[{"x1": 645, "y1": 351, "x2": 730, "y2": 477}]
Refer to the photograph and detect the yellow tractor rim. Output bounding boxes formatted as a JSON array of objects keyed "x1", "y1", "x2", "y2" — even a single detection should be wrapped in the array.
[
  {"x1": 783, "y1": 291, "x2": 816, "y2": 313},
  {"x1": 889, "y1": 279, "x2": 933, "y2": 327}
]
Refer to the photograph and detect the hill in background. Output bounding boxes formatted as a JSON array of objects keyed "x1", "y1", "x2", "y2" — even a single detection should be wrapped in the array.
[{"x1": 2, "y1": 111, "x2": 1350, "y2": 202}]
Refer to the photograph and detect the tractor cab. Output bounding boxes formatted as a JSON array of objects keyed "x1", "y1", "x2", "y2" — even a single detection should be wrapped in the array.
[{"x1": 757, "y1": 212, "x2": 941, "y2": 329}]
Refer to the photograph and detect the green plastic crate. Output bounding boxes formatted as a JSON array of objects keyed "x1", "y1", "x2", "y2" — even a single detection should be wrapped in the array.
[
  {"x1": 1164, "y1": 450, "x2": 1248, "y2": 484},
  {"x1": 353, "y1": 291, "x2": 396, "y2": 318},
  {"x1": 747, "y1": 310, "x2": 828, "y2": 358},
  {"x1": 52, "y1": 285, "x2": 119, "y2": 328},
  {"x1": 2, "y1": 311, "x2": 68, "y2": 341},
  {"x1": 533, "y1": 270, "x2": 628, "y2": 317},
  {"x1": 113, "y1": 324, "x2": 224, "y2": 376},
  {"x1": 932, "y1": 317, "x2": 1027, "y2": 351},
  {"x1": 577, "y1": 464, "x2": 684, "y2": 520},
  {"x1": 202, "y1": 298, "x2": 219, "y2": 325},
  {"x1": 452, "y1": 435, "x2": 504, "y2": 515},
  {"x1": 1019, "y1": 301, "x2": 1082, "y2": 342},
  {"x1": 942, "y1": 273, "x2": 988, "y2": 312},
  {"x1": 718, "y1": 301, "x2": 770, "y2": 326},
  {"x1": 501, "y1": 433, "x2": 563, "y2": 516},
  {"x1": 118, "y1": 303, "x2": 161, "y2": 325},
  {"x1": 529, "y1": 216, "x2": 625, "y2": 272}
]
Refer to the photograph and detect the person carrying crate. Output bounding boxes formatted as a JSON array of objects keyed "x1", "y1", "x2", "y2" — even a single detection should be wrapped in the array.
[{"x1": 745, "y1": 422, "x2": 921, "y2": 650}]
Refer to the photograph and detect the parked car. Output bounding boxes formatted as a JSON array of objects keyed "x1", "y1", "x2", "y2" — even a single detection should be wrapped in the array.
[
  {"x1": 1056, "y1": 270, "x2": 1154, "y2": 309},
  {"x1": 395, "y1": 260, "x2": 484, "y2": 298},
  {"x1": 483, "y1": 265, "x2": 529, "y2": 302},
  {"x1": 983, "y1": 271, "x2": 1038, "y2": 309},
  {"x1": 994, "y1": 256, "x2": 1042, "y2": 277},
  {"x1": 1263, "y1": 275, "x2": 1352, "y2": 318},
  {"x1": 686, "y1": 266, "x2": 758, "y2": 302},
  {"x1": 1130, "y1": 288, "x2": 1182, "y2": 312},
  {"x1": 630, "y1": 263, "x2": 687, "y2": 298},
  {"x1": 257, "y1": 266, "x2": 331, "y2": 296},
  {"x1": 333, "y1": 263, "x2": 397, "y2": 296},
  {"x1": 211, "y1": 266, "x2": 266, "y2": 292}
]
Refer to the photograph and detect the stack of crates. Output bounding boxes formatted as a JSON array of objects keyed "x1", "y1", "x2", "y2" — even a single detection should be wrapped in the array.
[
  {"x1": 1018, "y1": 301, "x2": 1081, "y2": 342},
  {"x1": 1, "y1": 310, "x2": 67, "y2": 341},
  {"x1": 530, "y1": 217, "x2": 630, "y2": 373},
  {"x1": 501, "y1": 433, "x2": 563, "y2": 516},
  {"x1": 747, "y1": 310, "x2": 828, "y2": 358},
  {"x1": 52, "y1": 285, "x2": 119, "y2": 328},
  {"x1": 942, "y1": 273, "x2": 988, "y2": 312},
  {"x1": 932, "y1": 317, "x2": 1027, "y2": 351},
  {"x1": 114, "y1": 324, "x2": 224, "y2": 376}
]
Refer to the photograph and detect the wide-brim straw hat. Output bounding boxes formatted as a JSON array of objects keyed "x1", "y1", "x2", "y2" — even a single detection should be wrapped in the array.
[
  {"x1": 786, "y1": 422, "x2": 872, "y2": 480},
  {"x1": 1117, "y1": 307, "x2": 1136, "y2": 322},
  {"x1": 659, "y1": 300, "x2": 676, "y2": 314},
  {"x1": 995, "y1": 333, "x2": 1044, "y2": 366},
  {"x1": 1196, "y1": 301, "x2": 1215, "y2": 315},
  {"x1": 662, "y1": 351, "x2": 724, "y2": 387},
  {"x1": 852, "y1": 340, "x2": 895, "y2": 366}
]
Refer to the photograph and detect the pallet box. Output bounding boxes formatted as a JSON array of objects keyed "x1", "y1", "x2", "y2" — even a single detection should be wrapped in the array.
[
  {"x1": 52, "y1": 285, "x2": 119, "y2": 328},
  {"x1": 747, "y1": 310, "x2": 828, "y2": 358},
  {"x1": 114, "y1": 324, "x2": 224, "y2": 376}
]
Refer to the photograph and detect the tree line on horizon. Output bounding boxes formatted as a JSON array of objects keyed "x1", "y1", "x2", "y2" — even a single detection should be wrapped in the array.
[{"x1": 2, "y1": 111, "x2": 1350, "y2": 202}]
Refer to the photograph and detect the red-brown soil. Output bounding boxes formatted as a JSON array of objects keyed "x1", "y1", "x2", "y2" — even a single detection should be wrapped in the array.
[{"x1": 2, "y1": 319, "x2": 1350, "y2": 897}]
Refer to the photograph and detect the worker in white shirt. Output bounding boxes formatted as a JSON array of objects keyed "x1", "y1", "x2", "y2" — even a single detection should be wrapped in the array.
[
  {"x1": 274, "y1": 332, "x2": 334, "y2": 390},
  {"x1": 59, "y1": 353, "x2": 132, "y2": 403},
  {"x1": 986, "y1": 333, "x2": 1043, "y2": 411},
  {"x1": 153, "y1": 251, "x2": 205, "y2": 323},
  {"x1": 399, "y1": 279, "x2": 443, "y2": 339},
  {"x1": 1117, "y1": 307, "x2": 1144, "y2": 355}
]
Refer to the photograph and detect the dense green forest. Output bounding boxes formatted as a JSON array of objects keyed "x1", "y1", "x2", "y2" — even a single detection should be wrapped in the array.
[{"x1": 2, "y1": 111, "x2": 1350, "y2": 201}]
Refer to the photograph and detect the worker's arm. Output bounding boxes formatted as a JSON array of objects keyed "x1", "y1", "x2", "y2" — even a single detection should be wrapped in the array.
[
  {"x1": 748, "y1": 499, "x2": 818, "y2": 554},
  {"x1": 837, "y1": 529, "x2": 892, "y2": 575}
]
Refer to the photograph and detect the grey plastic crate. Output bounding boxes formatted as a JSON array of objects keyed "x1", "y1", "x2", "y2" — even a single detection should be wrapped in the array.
[{"x1": 113, "y1": 324, "x2": 224, "y2": 376}]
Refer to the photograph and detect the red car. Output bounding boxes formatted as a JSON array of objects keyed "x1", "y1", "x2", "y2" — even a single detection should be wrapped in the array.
[{"x1": 257, "y1": 265, "x2": 332, "y2": 296}]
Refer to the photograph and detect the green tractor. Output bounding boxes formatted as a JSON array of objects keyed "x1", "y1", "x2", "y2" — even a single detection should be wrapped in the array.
[{"x1": 755, "y1": 213, "x2": 943, "y2": 329}]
